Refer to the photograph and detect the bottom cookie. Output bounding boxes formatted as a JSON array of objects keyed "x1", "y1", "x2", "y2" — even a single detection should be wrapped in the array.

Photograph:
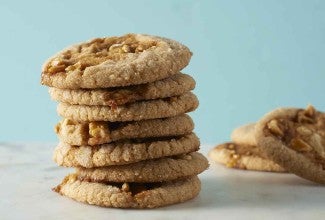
[
  {"x1": 209, "y1": 143, "x2": 285, "y2": 172},
  {"x1": 53, "y1": 174, "x2": 201, "y2": 209}
]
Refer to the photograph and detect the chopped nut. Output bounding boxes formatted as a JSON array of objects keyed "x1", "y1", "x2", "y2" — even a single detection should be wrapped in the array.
[
  {"x1": 298, "y1": 114, "x2": 314, "y2": 124},
  {"x1": 305, "y1": 105, "x2": 316, "y2": 117},
  {"x1": 226, "y1": 151, "x2": 240, "y2": 168},
  {"x1": 290, "y1": 138, "x2": 313, "y2": 152},
  {"x1": 267, "y1": 119, "x2": 284, "y2": 136},
  {"x1": 48, "y1": 65, "x2": 66, "y2": 73},
  {"x1": 135, "y1": 45, "x2": 144, "y2": 52},
  {"x1": 122, "y1": 45, "x2": 130, "y2": 53},
  {"x1": 121, "y1": 183, "x2": 130, "y2": 192},
  {"x1": 54, "y1": 123, "x2": 61, "y2": 134},
  {"x1": 62, "y1": 118, "x2": 74, "y2": 126},
  {"x1": 109, "y1": 43, "x2": 122, "y2": 51},
  {"x1": 296, "y1": 126, "x2": 313, "y2": 136},
  {"x1": 89, "y1": 122, "x2": 109, "y2": 138},
  {"x1": 308, "y1": 134, "x2": 325, "y2": 159}
]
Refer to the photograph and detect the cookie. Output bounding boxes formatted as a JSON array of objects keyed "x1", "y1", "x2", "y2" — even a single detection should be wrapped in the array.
[
  {"x1": 57, "y1": 92, "x2": 198, "y2": 122},
  {"x1": 55, "y1": 114, "x2": 194, "y2": 146},
  {"x1": 53, "y1": 133, "x2": 200, "y2": 168},
  {"x1": 53, "y1": 174, "x2": 200, "y2": 208},
  {"x1": 41, "y1": 34, "x2": 192, "y2": 89},
  {"x1": 76, "y1": 152, "x2": 208, "y2": 183},
  {"x1": 255, "y1": 105, "x2": 325, "y2": 184},
  {"x1": 49, "y1": 73, "x2": 195, "y2": 106},
  {"x1": 209, "y1": 143, "x2": 285, "y2": 172},
  {"x1": 231, "y1": 123, "x2": 257, "y2": 146}
]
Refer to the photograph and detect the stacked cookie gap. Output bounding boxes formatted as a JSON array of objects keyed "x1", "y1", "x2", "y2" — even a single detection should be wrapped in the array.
[
  {"x1": 209, "y1": 105, "x2": 325, "y2": 184},
  {"x1": 42, "y1": 34, "x2": 208, "y2": 208}
]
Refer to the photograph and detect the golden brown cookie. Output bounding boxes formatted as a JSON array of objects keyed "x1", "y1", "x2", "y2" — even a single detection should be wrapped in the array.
[
  {"x1": 57, "y1": 92, "x2": 198, "y2": 122},
  {"x1": 231, "y1": 123, "x2": 257, "y2": 146},
  {"x1": 255, "y1": 105, "x2": 325, "y2": 184},
  {"x1": 49, "y1": 73, "x2": 195, "y2": 106},
  {"x1": 76, "y1": 152, "x2": 208, "y2": 183},
  {"x1": 53, "y1": 174, "x2": 201, "y2": 208},
  {"x1": 55, "y1": 114, "x2": 194, "y2": 146},
  {"x1": 53, "y1": 133, "x2": 200, "y2": 168},
  {"x1": 41, "y1": 34, "x2": 192, "y2": 89},
  {"x1": 209, "y1": 143, "x2": 285, "y2": 172}
]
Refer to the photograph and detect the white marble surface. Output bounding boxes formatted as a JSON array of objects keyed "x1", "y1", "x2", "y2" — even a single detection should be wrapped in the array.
[{"x1": 0, "y1": 142, "x2": 324, "y2": 220}]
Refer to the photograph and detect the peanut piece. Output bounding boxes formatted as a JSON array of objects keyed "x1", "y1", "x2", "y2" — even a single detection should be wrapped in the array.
[
  {"x1": 290, "y1": 138, "x2": 312, "y2": 152},
  {"x1": 296, "y1": 126, "x2": 313, "y2": 136},
  {"x1": 267, "y1": 119, "x2": 284, "y2": 136},
  {"x1": 122, "y1": 183, "x2": 130, "y2": 192}
]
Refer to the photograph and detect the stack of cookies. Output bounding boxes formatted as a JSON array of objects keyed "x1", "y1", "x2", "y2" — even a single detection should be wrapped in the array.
[
  {"x1": 41, "y1": 34, "x2": 208, "y2": 208},
  {"x1": 209, "y1": 105, "x2": 325, "y2": 184}
]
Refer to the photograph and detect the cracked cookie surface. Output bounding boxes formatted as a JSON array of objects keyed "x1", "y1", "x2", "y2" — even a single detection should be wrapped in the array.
[
  {"x1": 255, "y1": 105, "x2": 325, "y2": 184},
  {"x1": 53, "y1": 133, "x2": 200, "y2": 168},
  {"x1": 209, "y1": 143, "x2": 285, "y2": 172},
  {"x1": 76, "y1": 152, "x2": 208, "y2": 182},
  {"x1": 53, "y1": 174, "x2": 200, "y2": 208},
  {"x1": 57, "y1": 92, "x2": 198, "y2": 122},
  {"x1": 49, "y1": 73, "x2": 195, "y2": 106},
  {"x1": 41, "y1": 34, "x2": 192, "y2": 89}
]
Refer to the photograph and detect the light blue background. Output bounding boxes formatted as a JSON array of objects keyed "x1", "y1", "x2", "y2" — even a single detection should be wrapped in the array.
[{"x1": 0, "y1": 0, "x2": 324, "y2": 144}]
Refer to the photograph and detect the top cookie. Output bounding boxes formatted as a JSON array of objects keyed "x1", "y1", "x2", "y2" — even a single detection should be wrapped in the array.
[
  {"x1": 255, "y1": 105, "x2": 325, "y2": 184},
  {"x1": 41, "y1": 34, "x2": 192, "y2": 89}
]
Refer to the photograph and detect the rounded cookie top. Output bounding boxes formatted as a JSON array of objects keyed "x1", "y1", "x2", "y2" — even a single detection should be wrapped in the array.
[
  {"x1": 209, "y1": 142, "x2": 285, "y2": 172},
  {"x1": 53, "y1": 133, "x2": 200, "y2": 168},
  {"x1": 255, "y1": 105, "x2": 325, "y2": 184},
  {"x1": 41, "y1": 34, "x2": 192, "y2": 89},
  {"x1": 57, "y1": 92, "x2": 198, "y2": 122},
  {"x1": 76, "y1": 152, "x2": 208, "y2": 183},
  {"x1": 55, "y1": 114, "x2": 194, "y2": 146},
  {"x1": 53, "y1": 174, "x2": 201, "y2": 208},
  {"x1": 49, "y1": 73, "x2": 195, "y2": 106},
  {"x1": 231, "y1": 123, "x2": 257, "y2": 146}
]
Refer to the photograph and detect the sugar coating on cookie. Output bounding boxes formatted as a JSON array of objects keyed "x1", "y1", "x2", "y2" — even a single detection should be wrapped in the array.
[
  {"x1": 53, "y1": 133, "x2": 200, "y2": 168},
  {"x1": 209, "y1": 142, "x2": 285, "y2": 172},
  {"x1": 76, "y1": 152, "x2": 209, "y2": 182},
  {"x1": 255, "y1": 105, "x2": 325, "y2": 183},
  {"x1": 41, "y1": 34, "x2": 192, "y2": 89},
  {"x1": 49, "y1": 73, "x2": 195, "y2": 106},
  {"x1": 53, "y1": 174, "x2": 201, "y2": 208},
  {"x1": 57, "y1": 92, "x2": 198, "y2": 122},
  {"x1": 55, "y1": 114, "x2": 194, "y2": 146}
]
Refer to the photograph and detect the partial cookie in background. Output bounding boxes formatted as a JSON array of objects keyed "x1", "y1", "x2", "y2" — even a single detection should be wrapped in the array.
[
  {"x1": 255, "y1": 105, "x2": 325, "y2": 184},
  {"x1": 209, "y1": 143, "x2": 285, "y2": 172},
  {"x1": 231, "y1": 123, "x2": 257, "y2": 146},
  {"x1": 41, "y1": 34, "x2": 192, "y2": 89},
  {"x1": 57, "y1": 92, "x2": 198, "y2": 122},
  {"x1": 76, "y1": 152, "x2": 208, "y2": 183},
  {"x1": 53, "y1": 174, "x2": 200, "y2": 209},
  {"x1": 49, "y1": 73, "x2": 195, "y2": 106},
  {"x1": 55, "y1": 114, "x2": 194, "y2": 146},
  {"x1": 53, "y1": 133, "x2": 200, "y2": 168}
]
